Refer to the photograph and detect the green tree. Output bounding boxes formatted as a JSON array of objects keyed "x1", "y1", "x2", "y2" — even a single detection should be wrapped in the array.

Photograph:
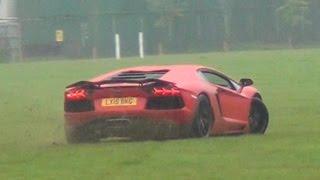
[
  {"x1": 277, "y1": 0, "x2": 311, "y2": 47},
  {"x1": 146, "y1": 0, "x2": 187, "y2": 29},
  {"x1": 219, "y1": 0, "x2": 233, "y2": 51},
  {"x1": 146, "y1": 0, "x2": 188, "y2": 54}
]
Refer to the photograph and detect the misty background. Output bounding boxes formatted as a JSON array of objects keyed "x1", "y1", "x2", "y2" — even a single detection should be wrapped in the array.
[{"x1": 0, "y1": 0, "x2": 319, "y2": 62}]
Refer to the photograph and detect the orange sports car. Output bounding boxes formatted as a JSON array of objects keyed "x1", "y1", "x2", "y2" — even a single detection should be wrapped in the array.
[{"x1": 64, "y1": 65, "x2": 269, "y2": 143}]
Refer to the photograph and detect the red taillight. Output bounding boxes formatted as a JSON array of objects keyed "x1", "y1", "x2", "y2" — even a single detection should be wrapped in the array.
[
  {"x1": 65, "y1": 88, "x2": 88, "y2": 101},
  {"x1": 153, "y1": 87, "x2": 181, "y2": 96}
]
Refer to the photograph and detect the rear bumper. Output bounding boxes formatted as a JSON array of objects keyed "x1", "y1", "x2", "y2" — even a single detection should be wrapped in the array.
[
  {"x1": 65, "y1": 108, "x2": 194, "y2": 139},
  {"x1": 65, "y1": 107, "x2": 195, "y2": 127},
  {"x1": 68, "y1": 117, "x2": 192, "y2": 139},
  {"x1": 64, "y1": 91, "x2": 198, "y2": 138}
]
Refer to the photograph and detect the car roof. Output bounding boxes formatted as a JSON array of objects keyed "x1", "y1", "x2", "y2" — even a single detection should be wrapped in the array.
[
  {"x1": 118, "y1": 64, "x2": 206, "y2": 72},
  {"x1": 91, "y1": 64, "x2": 217, "y2": 82}
]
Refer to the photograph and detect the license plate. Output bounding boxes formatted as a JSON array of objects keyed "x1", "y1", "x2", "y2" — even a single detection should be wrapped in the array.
[{"x1": 101, "y1": 97, "x2": 137, "y2": 107}]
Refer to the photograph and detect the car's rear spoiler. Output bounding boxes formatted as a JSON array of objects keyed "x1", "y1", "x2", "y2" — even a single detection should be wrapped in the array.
[{"x1": 66, "y1": 79, "x2": 173, "y2": 89}]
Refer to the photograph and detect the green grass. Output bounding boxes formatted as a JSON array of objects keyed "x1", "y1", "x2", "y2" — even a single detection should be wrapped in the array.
[{"x1": 0, "y1": 49, "x2": 319, "y2": 179}]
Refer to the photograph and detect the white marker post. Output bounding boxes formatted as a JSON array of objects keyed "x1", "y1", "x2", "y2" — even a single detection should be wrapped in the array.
[
  {"x1": 115, "y1": 33, "x2": 121, "y2": 60},
  {"x1": 139, "y1": 32, "x2": 144, "y2": 59}
]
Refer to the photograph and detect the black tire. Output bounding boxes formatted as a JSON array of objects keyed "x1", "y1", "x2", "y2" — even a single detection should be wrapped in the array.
[
  {"x1": 192, "y1": 95, "x2": 214, "y2": 137},
  {"x1": 65, "y1": 125, "x2": 99, "y2": 144},
  {"x1": 249, "y1": 98, "x2": 269, "y2": 134}
]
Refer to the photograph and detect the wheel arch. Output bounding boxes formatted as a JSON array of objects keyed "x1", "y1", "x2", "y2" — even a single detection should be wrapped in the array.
[
  {"x1": 191, "y1": 92, "x2": 216, "y2": 137},
  {"x1": 197, "y1": 92, "x2": 213, "y2": 113},
  {"x1": 253, "y1": 93, "x2": 263, "y2": 101},
  {"x1": 249, "y1": 97, "x2": 269, "y2": 134},
  {"x1": 197, "y1": 91, "x2": 216, "y2": 123}
]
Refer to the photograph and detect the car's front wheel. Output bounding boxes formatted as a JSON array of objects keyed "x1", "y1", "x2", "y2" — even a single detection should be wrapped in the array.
[
  {"x1": 192, "y1": 95, "x2": 214, "y2": 137},
  {"x1": 249, "y1": 98, "x2": 269, "y2": 134}
]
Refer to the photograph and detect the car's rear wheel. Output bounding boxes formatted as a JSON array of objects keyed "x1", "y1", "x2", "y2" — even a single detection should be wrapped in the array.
[
  {"x1": 192, "y1": 95, "x2": 214, "y2": 137},
  {"x1": 65, "y1": 125, "x2": 99, "y2": 144},
  {"x1": 249, "y1": 98, "x2": 269, "y2": 134}
]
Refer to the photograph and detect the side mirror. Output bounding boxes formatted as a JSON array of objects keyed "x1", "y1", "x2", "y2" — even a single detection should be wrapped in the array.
[{"x1": 240, "y1": 78, "x2": 254, "y2": 87}]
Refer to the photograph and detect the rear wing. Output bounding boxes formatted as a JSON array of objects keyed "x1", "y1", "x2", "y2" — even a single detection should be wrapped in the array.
[{"x1": 66, "y1": 79, "x2": 174, "y2": 89}]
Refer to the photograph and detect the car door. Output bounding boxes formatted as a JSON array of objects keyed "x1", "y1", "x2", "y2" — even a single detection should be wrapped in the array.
[{"x1": 200, "y1": 71, "x2": 251, "y2": 125}]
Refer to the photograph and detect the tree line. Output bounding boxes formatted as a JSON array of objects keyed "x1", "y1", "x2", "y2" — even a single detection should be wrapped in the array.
[
  {"x1": 15, "y1": 0, "x2": 320, "y2": 58},
  {"x1": 145, "y1": 0, "x2": 319, "y2": 51}
]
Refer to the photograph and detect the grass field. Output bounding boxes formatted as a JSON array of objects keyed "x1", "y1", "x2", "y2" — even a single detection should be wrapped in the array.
[{"x1": 0, "y1": 49, "x2": 319, "y2": 179}]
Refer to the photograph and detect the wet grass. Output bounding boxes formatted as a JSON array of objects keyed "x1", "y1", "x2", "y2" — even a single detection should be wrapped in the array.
[{"x1": 0, "y1": 49, "x2": 319, "y2": 179}]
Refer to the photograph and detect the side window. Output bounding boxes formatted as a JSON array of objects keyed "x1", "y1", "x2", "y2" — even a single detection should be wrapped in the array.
[{"x1": 201, "y1": 72, "x2": 234, "y2": 89}]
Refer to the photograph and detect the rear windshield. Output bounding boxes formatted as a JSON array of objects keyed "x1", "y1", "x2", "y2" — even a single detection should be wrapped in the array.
[{"x1": 109, "y1": 70, "x2": 169, "y2": 81}]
